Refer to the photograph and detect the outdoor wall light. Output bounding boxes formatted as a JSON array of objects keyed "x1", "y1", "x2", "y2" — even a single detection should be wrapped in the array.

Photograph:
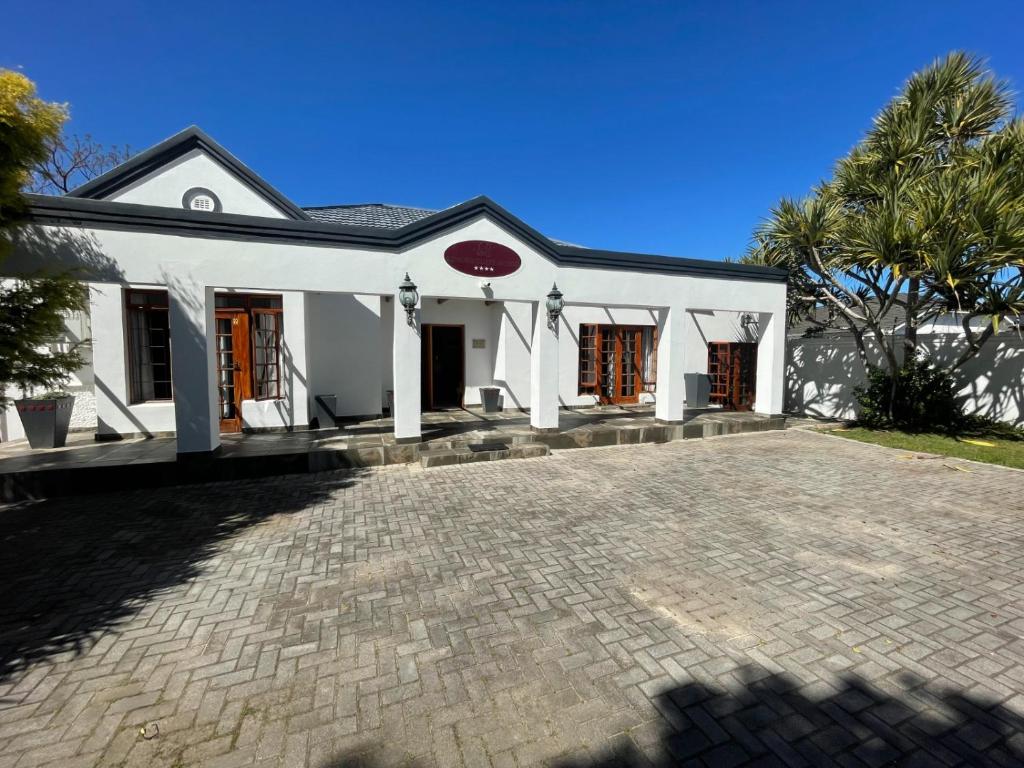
[
  {"x1": 398, "y1": 273, "x2": 419, "y2": 326},
  {"x1": 740, "y1": 312, "x2": 758, "y2": 329},
  {"x1": 546, "y1": 283, "x2": 565, "y2": 330}
]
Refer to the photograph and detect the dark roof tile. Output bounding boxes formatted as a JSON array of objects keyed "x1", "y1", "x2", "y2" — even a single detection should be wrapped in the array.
[
  {"x1": 304, "y1": 202, "x2": 586, "y2": 247},
  {"x1": 303, "y1": 203, "x2": 436, "y2": 229}
]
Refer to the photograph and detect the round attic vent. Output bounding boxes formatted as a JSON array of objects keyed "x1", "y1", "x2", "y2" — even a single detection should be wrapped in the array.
[{"x1": 182, "y1": 187, "x2": 222, "y2": 213}]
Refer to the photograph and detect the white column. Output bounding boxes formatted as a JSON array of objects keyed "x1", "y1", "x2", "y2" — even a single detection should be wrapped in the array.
[
  {"x1": 89, "y1": 283, "x2": 129, "y2": 438},
  {"x1": 392, "y1": 295, "x2": 421, "y2": 442},
  {"x1": 168, "y1": 280, "x2": 220, "y2": 455},
  {"x1": 655, "y1": 306, "x2": 688, "y2": 423},
  {"x1": 754, "y1": 311, "x2": 785, "y2": 414},
  {"x1": 282, "y1": 291, "x2": 310, "y2": 428},
  {"x1": 530, "y1": 302, "x2": 559, "y2": 431}
]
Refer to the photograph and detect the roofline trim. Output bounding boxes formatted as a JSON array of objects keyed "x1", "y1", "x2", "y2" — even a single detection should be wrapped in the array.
[
  {"x1": 24, "y1": 193, "x2": 789, "y2": 282},
  {"x1": 66, "y1": 126, "x2": 310, "y2": 221}
]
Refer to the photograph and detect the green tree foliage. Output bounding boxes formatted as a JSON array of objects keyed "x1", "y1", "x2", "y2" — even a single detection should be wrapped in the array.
[
  {"x1": 0, "y1": 70, "x2": 88, "y2": 403},
  {"x1": 747, "y1": 53, "x2": 1024, "y2": 383}
]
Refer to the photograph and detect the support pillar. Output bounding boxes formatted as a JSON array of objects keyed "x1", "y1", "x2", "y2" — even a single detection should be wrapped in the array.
[
  {"x1": 655, "y1": 306, "x2": 687, "y2": 423},
  {"x1": 754, "y1": 311, "x2": 785, "y2": 414},
  {"x1": 529, "y1": 302, "x2": 559, "y2": 431},
  {"x1": 392, "y1": 295, "x2": 422, "y2": 443},
  {"x1": 168, "y1": 280, "x2": 220, "y2": 456}
]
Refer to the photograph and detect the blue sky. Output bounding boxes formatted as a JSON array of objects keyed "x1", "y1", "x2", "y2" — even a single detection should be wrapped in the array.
[{"x1": 6, "y1": 1, "x2": 1024, "y2": 260}]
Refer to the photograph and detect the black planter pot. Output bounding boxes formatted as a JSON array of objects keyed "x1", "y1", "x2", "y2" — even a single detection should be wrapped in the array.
[
  {"x1": 480, "y1": 387, "x2": 502, "y2": 413},
  {"x1": 15, "y1": 396, "x2": 76, "y2": 449}
]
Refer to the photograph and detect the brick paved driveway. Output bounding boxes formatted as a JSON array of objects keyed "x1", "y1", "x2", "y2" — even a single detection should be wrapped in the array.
[{"x1": 2, "y1": 430, "x2": 1024, "y2": 768}]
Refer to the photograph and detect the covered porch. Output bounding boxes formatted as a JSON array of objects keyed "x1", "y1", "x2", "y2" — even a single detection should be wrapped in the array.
[{"x1": 151, "y1": 277, "x2": 786, "y2": 456}]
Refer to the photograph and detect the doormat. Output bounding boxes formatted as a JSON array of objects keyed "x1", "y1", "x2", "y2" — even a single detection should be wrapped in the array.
[{"x1": 468, "y1": 442, "x2": 509, "y2": 453}]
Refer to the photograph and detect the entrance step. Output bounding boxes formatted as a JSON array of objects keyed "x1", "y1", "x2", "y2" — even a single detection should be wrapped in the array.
[
  {"x1": 420, "y1": 441, "x2": 550, "y2": 468},
  {"x1": 0, "y1": 413, "x2": 784, "y2": 500}
]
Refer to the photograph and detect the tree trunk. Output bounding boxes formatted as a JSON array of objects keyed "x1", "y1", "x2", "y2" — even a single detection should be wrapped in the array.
[
  {"x1": 849, "y1": 326, "x2": 870, "y2": 369},
  {"x1": 888, "y1": 367, "x2": 899, "y2": 423},
  {"x1": 904, "y1": 277, "x2": 919, "y2": 363},
  {"x1": 947, "y1": 314, "x2": 997, "y2": 371},
  {"x1": 875, "y1": 324, "x2": 901, "y2": 424}
]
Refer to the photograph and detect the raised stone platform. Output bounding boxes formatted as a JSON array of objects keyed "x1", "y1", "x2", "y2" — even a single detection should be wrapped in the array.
[{"x1": 0, "y1": 407, "x2": 784, "y2": 501}]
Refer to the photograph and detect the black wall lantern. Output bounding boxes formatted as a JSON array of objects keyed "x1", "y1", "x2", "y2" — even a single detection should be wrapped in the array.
[
  {"x1": 545, "y1": 283, "x2": 564, "y2": 330},
  {"x1": 398, "y1": 273, "x2": 419, "y2": 326}
]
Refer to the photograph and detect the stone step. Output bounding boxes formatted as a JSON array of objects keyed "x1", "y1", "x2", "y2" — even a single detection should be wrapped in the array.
[{"x1": 420, "y1": 442, "x2": 550, "y2": 468}]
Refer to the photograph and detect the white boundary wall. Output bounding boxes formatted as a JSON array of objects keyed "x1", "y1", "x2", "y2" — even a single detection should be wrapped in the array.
[{"x1": 787, "y1": 332, "x2": 1024, "y2": 426}]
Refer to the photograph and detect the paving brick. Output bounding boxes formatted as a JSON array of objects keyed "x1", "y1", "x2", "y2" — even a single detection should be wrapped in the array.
[{"x1": 0, "y1": 432, "x2": 1022, "y2": 766}]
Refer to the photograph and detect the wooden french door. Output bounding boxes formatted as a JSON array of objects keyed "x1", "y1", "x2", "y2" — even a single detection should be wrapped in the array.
[
  {"x1": 708, "y1": 342, "x2": 757, "y2": 411},
  {"x1": 597, "y1": 326, "x2": 644, "y2": 404},
  {"x1": 215, "y1": 311, "x2": 251, "y2": 433}
]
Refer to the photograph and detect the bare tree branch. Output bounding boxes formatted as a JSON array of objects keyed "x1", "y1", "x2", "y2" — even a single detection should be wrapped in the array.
[{"x1": 26, "y1": 134, "x2": 131, "y2": 195}]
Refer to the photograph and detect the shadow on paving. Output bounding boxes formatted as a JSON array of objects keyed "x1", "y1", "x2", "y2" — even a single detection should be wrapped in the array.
[
  {"x1": 319, "y1": 666, "x2": 1024, "y2": 767},
  {"x1": 0, "y1": 468, "x2": 368, "y2": 685}
]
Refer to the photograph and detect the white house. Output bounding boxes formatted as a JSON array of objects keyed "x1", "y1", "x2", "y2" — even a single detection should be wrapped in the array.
[{"x1": 1, "y1": 127, "x2": 788, "y2": 455}]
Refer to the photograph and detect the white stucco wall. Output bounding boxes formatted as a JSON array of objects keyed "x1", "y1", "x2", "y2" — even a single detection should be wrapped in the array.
[
  {"x1": 88, "y1": 283, "x2": 311, "y2": 437},
  {"x1": 787, "y1": 332, "x2": 1024, "y2": 426},
  {"x1": 91, "y1": 282, "x2": 178, "y2": 437},
  {"x1": 494, "y1": 301, "x2": 532, "y2": 411},
  {"x1": 685, "y1": 310, "x2": 755, "y2": 375},
  {"x1": 106, "y1": 149, "x2": 291, "y2": 219},
  {"x1": 14, "y1": 215, "x2": 786, "y2": 316},
  {"x1": 306, "y1": 293, "x2": 384, "y2": 420},
  {"x1": 420, "y1": 298, "x2": 500, "y2": 407}
]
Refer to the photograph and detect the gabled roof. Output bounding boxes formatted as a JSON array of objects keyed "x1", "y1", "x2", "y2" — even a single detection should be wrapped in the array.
[
  {"x1": 26, "y1": 192, "x2": 788, "y2": 282},
  {"x1": 67, "y1": 126, "x2": 309, "y2": 221},
  {"x1": 304, "y1": 202, "x2": 586, "y2": 246}
]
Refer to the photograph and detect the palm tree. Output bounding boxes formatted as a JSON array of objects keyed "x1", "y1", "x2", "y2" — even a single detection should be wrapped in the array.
[{"x1": 748, "y1": 52, "x2": 1024, "y2": 416}]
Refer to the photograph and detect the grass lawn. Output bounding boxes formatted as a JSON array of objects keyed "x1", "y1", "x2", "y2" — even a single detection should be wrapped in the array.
[{"x1": 831, "y1": 425, "x2": 1024, "y2": 470}]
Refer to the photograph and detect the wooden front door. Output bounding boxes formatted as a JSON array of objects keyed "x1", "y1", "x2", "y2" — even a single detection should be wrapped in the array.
[
  {"x1": 215, "y1": 311, "x2": 251, "y2": 432},
  {"x1": 708, "y1": 342, "x2": 757, "y2": 411},
  {"x1": 421, "y1": 325, "x2": 465, "y2": 410}
]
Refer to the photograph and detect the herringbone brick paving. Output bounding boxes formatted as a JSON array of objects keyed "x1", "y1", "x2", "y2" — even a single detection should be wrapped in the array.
[{"x1": 1, "y1": 430, "x2": 1023, "y2": 767}]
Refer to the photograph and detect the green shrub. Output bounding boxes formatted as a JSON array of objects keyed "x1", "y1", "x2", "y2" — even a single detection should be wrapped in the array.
[{"x1": 853, "y1": 356, "x2": 963, "y2": 432}]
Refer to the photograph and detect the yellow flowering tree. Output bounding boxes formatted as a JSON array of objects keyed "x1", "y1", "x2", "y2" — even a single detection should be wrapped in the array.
[{"x1": 0, "y1": 70, "x2": 89, "y2": 403}]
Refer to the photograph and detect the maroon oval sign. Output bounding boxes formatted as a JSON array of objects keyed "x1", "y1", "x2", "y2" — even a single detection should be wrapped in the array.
[{"x1": 444, "y1": 240, "x2": 521, "y2": 277}]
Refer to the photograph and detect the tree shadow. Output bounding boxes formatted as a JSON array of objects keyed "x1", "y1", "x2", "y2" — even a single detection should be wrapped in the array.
[
  {"x1": 317, "y1": 666, "x2": 1024, "y2": 767},
  {"x1": 786, "y1": 332, "x2": 1024, "y2": 428},
  {"x1": 0, "y1": 467, "x2": 367, "y2": 685},
  {"x1": 4, "y1": 224, "x2": 125, "y2": 282}
]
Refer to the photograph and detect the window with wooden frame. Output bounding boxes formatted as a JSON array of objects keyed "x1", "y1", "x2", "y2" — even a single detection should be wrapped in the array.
[
  {"x1": 578, "y1": 324, "x2": 599, "y2": 395},
  {"x1": 578, "y1": 324, "x2": 657, "y2": 402},
  {"x1": 252, "y1": 311, "x2": 281, "y2": 399},
  {"x1": 640, "y1": 326, "x2": 657, "y2": 393},
  {"x1": 214, "y1": 293, "x2": 284, "y2": 401},
  {"x1": 125, "y1": 289, "x2": 173, "y2": 403}
]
